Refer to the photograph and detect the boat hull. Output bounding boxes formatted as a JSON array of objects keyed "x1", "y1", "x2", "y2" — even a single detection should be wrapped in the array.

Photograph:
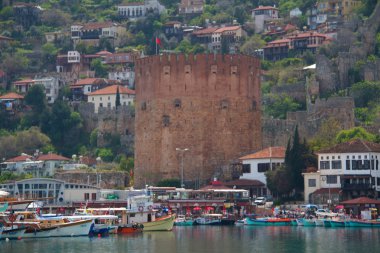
[
  {"x1": 22, "y1": 226, "x2": 57, "y2": 238},
  {"x1": 174, "y1": 220, "x2": 194, "y2": 226},
  {"x1": 246, "y1": 218, "x2": 292, "y2": 226},
  {"x1": 118, "y1": 224, "x2": 143, "y2": 234},
  {"x1": 347, "y1": 220, "x2": 380, "y2": 227},
  {"x1": 49, "y1": 219, "x2": 93, "y2": 237},
  {"x1": 330, "y1": 221, "x2": 346, "y2": 227},
  {"x1": 142, "y1": 214, "x2": 175, "y2": 231},
  {"x1": 1, "y1": 227, "x2": 26, "y2": 239}
]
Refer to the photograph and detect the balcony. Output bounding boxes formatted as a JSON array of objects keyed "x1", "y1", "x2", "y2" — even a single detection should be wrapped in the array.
[{"x1": 341, "y1": 183, "x2": 372, "y2": 190}]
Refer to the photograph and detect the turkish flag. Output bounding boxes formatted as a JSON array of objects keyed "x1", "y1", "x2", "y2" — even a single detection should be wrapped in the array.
[{"x1": 156, "y1": 37, "x2": 161, "y2": 45}]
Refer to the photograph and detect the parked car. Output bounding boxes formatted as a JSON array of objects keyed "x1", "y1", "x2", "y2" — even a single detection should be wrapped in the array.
[{"x1": 254, "y1": 197, "x2": 266, "y2": 205}]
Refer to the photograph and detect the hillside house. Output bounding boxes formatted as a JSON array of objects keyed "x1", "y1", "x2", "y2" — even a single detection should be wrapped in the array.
[
  {"x1": 179, "y1": 0, "x2": 204, "y2": 15},
  {"x1": 87, "y1": 84, "x2": 135, "y2": 113},
  {"x1": 70, "y1": 78, "x2": 109, "y2": 101},
  {"x1": 252, "y1": 6, "x2": 279, "y2": 33},
  {"x1": 117, "y1": 0, "x2": 165, "y2": 20},
  {"x1": 303, "y1": 139, "x2": 380, "y2": 204},
  {"x1": 238, "y1": 146, "x2": 286, "y2": 198}
]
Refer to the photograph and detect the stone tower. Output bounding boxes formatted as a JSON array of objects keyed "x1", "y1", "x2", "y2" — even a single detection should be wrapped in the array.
[{"x1": 134, "y1": 54, "x2": 262, "y2": 187}]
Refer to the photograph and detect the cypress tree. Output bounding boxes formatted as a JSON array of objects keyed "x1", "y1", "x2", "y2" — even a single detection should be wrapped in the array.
[{"x1": 115, "y1": 86, "x2": 121, "y2": 108}]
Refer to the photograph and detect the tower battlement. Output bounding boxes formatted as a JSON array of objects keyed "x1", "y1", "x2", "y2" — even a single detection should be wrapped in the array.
[{"x1": 135, "y1": 53, "x2": 261, "y2": 100}]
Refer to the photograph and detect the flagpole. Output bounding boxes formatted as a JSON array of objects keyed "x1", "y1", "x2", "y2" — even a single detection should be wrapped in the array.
[{"x1": 156, "y1": 37, "x2": 158, "y2": 55}]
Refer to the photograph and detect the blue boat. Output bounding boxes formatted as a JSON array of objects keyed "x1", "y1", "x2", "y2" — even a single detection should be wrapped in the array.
[
  {"x1": 347, "y1": 220, "x2": 380, "y2": 227},
  {"x1": 245, "y1": 217, "x2": 292, "y2": 226}
]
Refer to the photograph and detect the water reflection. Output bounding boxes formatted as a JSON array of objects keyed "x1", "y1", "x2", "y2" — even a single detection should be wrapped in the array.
[{"x1": 1, "y1": 226, "x2": 379, "y2": 253}]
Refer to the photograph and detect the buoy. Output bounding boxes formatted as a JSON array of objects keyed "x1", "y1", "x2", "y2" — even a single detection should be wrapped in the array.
[
  {"x1": 5, "y1": 238, "x2": 10, "y2": 242},
  {"x1": 98, "y1": 233, "x2": 101, "y2": 238},
  {"x1": 18, "y1": 236, "x2": 22, "y2": 240}
]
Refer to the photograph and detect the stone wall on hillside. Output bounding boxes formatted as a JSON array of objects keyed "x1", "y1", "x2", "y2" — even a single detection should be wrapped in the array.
[
  {"x1": 54, "y1": 171, "x2": 130, "y2": 189},
  {"x1": 76, "y1": 103, "x2": 135, "y2": 154},
  {"x1": 262, "y1": 97, "x2": 355, "y2": 147},
  {"x1": 316, "y1": 2, "x2": 380, "y2": 94}
]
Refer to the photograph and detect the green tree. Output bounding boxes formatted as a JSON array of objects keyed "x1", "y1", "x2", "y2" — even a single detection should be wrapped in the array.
[
  {"x1": 91, "y1": 58, "x2": 109, "y2": 78},
  {"x1": 97, "y1": 148, "x2": 114, "y2": 162},
  {"x1": 350, "y1": 81, "x2": 380, "y2": 107},
  {"x1": 115, "y1": 86, "x2": 121, "y2": 108},
  {"x1": 157, "y1": 178, "x2": 181, "y2": 187},
  {"x1": 240, "y1": 35, "x2": 266, "y2": 55},
  {"x1": 309, "y1": 118, "x2": 342, "y2": 151},
  {"x1": 264, "y1": 94, "x2": 302, "y2": 119},
  {"x1": 336, "y1": 127, "x2": 377, "y2": 143}
]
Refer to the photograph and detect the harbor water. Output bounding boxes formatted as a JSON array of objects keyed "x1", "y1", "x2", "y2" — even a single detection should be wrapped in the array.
[{"x1": 1, "y1": 226, "x2": 379, "y2": 253}]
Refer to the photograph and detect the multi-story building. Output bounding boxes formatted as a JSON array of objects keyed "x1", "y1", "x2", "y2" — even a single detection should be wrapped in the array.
[
  {"x1": 12, "y1": 77, "x2": 62, "y2": 104},
  {"x1": 163, "y1": 21, "x2": 184, "y2": 41},
  {"x1": 238, "y1": 147, "x2": 285, "y2": 198},
  {"x1": 104, "y1": 52, "x2": 138, "y2": 88},
  {"x1": 70, "y1": 22, "x2": 126, "y2": 47},
  {"x1": 70, "y1": 78, "x2": 109, "y2": 101},
  {"x1": 303, "y1": 139, "x2": 380, "y2": 204},
  {"x1": 179, "y1": 0, "x2": 204, "y2": 14},
  {"x1": 192, "y1": 25, "x2": 245, "y2": 53},
  {"x1": 87, "y1": 84, "x2": 135, "y2": 113},
  {"x1": 117, "y1": 0, "x2": 165, "y2": 20},
  {"x1": 252, "y1": 6, "x2": 279, "y2": 33},
  {"x1": 263, "y1": 32, "x2": 331, "y2": 61}
]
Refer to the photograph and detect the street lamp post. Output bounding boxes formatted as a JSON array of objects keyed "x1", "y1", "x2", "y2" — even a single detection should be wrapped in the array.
[{"x1": 176, "y1": 148, "x2": 189, "y2": 188}]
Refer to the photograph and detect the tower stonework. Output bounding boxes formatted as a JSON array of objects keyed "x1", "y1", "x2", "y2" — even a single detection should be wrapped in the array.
[{"x1": 134, "y1": 54, "x2": 262, "y2": 187}]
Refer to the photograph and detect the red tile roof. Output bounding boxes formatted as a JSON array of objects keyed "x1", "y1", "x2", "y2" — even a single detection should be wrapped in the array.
[
  {"x1": 88, "y1": 85, "x2": 135, "y2": 96},
  {"x1": 193, "y1": 27, "x2": 218, "y2": 35},
  {"x1": 224, "y1": 179, "x2": 265, "y2": 187},
  {"x1": 37, "y1": 154, "x2": 70, "y2": 161},
  {"x1": 253, "y1": 6, "x2": 278, "y2": 11},
  {"x1": 0, "y1": 92, "x2": 24, "y2": 100},
  {"x1": 340, "y1": 197, "x2": 380, "y2": 205},
  {"x1": 13, "y1": 79, "x2": 35, "y2": 85},
  {"x1": 239, "y1": 146, "x2": 286, "y2": 160},
  {"x1": 0, "y1": 35, "x2": 12, "y2": 41},
  {"x1": 289, "y1": 32, "x2": 328, "y2": 39},
  {"x1": 214, "y1": 26, "x2": 241, "y2": 33},
  {"x1": 6, "y1": 155, "x2": 33, "y2": 163},
  {"x1": 96, "y1": 50, "x2": 113, "y2": 55},
  {"x1": 71, "y1": 78, "x2": 106, "y2": 87},
  {"x1": 318, "y1": 139, "x2": 380, "y2": 154}
]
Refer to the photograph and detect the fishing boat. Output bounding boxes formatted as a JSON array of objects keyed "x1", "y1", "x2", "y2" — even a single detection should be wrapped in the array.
[
  {"x1": 142, "y1": 214, "x2": 175, "y2": 231},
  {"x1": 174, "y1": 215, "x2": 194, "y2": 226},
  {"x1": 314, "y1": 219, "x2": 325, "y2": 226},
  {"x1": 346, "y1": 220, "x2": 380, "y2": 227},
  {"x1": 297, "y1": 218, "x2": 316, "y2": 227},
  {"x1": 245, "y1": 217, "x2": 293, "y2": 226},
  {"x1": 117, "y1": 223, "x2": 144, "y2": 234},
  {"x1": 330, "y1": 220, "x2": 346, "y2": 227}
]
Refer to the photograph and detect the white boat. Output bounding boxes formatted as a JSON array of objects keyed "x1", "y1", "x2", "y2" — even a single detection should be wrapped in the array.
[
  {"x1": 194, "y1": 214, "x2": 223, "y2": 225},
  {"x1": 1, "y1": 226, "x2": 26, "y2": 239}
]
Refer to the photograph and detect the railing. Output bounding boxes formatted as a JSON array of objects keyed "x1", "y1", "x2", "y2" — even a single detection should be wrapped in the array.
[{"x1": 341, "y1": 183, "x2": 372, "y2": 190}]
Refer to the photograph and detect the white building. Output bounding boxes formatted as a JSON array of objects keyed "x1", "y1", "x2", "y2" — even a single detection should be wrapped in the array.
[
  {"x1": 87, "y1": 84, "x2": 135, "y2": 113},
  {"x1": 118, "y1": 0, "x2": 165, "y2": 20},
  {"x1": 33, "y1": 77, "x2": 62, "y2": 104},
  {"x1": 0, "y1": 178, "x2": 100, "y2": 206},
  {"x1": 239, "y1": 146, "x2": 285, "y2": 197},
  {"x1": 303, "y1": 139, "x2": 380, "y2": 204},
  {"x1": 67, "y1": 51, "x2": 81, "y2": 63},
  {"x1": 290, "y1": 7, "x2": 302, "y2": 17},
  {"x1": 252, "y1": 6, "x2": 279, "y2": 33}
]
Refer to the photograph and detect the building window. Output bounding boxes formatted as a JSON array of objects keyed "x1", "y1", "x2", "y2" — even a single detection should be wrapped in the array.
[
  {"x1": 84, "y1": 193, "x2": 89, "y2": 200},
  {"x1": 352, "y1": 160, "x2": 361, "y2": 170},
  {"x1": 258, "y1": 163, "x2": 270, "y2": 173},
  {"x1": 320, "y1": 161, "x2": 330, "y2": 169},
  {"x1": 99, "y1": 103, "x2": 103, "y2": 107},
  {"x1": 92, "y1": 193, "x2": 96, "y2": 200},
  {"x1": 326, "y1": 175, "x2": 337, "y2": 184},
  {"x1": 242, "y1": 164, "x2": 251, "y2": 173},
  {"x1": 346, "y1": 160, "x2": 351, "y2": 170},
  {"x1": 332, "y1": 161, "x2": 342, "y2": 169},
  {"x1": 364, "y1": 160, "x2": 370, "y2": 170},
  {"x1": 308, "y1": 179, "x2": 316, "y2": 187}
]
